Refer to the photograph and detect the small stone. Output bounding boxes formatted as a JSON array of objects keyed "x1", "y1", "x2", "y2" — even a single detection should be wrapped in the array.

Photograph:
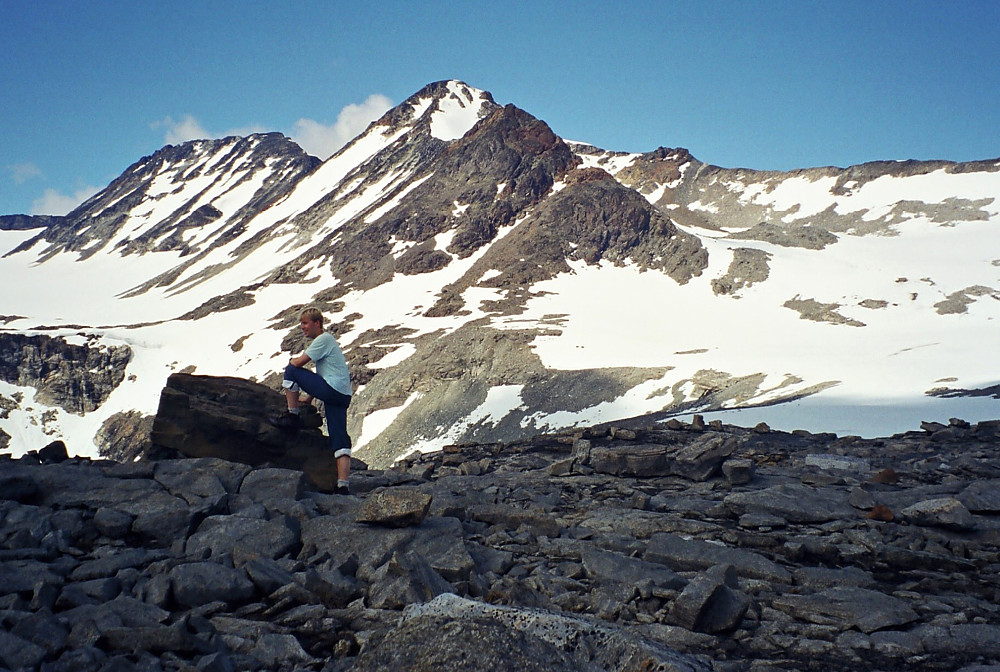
[
  {"x1": 870, "y1": 467, "x2": 899, "y2": 484},
  {"x1": 93, "y1": 507, "x2": 134, "y2": 539},
  {"x1": 867, "y1": 504, "x2": 894, "y2": 522},
  {"x1": 722, "y1": 458, "x2": 755, "y2": 485}
]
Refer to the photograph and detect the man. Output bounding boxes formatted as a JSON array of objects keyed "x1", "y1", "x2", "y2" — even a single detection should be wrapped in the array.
[{"x1": 269, "y1": 307, "x2": 353, "y2": 495}]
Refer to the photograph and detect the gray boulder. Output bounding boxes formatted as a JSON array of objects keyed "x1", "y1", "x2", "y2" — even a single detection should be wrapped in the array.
[
  {"x1": 901, "y1": 497, "x2": 976, "y2": 530},
  {"x1": 149, "y1": 373, "x2": 341, "y2": 490},
  {"x1": 169, "y1": 562, "x2": 256, "y2": 608},
  {"x1": 724, "y1": 482, "x2": 856, "y2": 523},
  {"x1": 667, "y1": 565, "x2": 750, "y2": 634},
  {"x1": 644, "y1": 532, "x2": 792, "y2": 583},
  {"x1": 772, "y1": 586, "x2": 919, "y2": 633}
]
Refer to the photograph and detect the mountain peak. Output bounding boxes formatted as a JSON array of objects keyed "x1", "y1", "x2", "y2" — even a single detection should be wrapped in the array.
[{"x1": 374, "y1": 80, "x2": 498, "y2": 142}]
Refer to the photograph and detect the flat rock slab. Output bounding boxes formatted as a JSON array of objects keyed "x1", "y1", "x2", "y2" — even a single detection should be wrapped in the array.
[
  {"x1": 772, "y1": 586, "x2": 919, "y2": 634},
  {"x1": 392, "y1": 594, "x2": 712, "y2": 672},
  {"x1": 724, "y1": 483, "x2": 856, "y2": 523},
  {"x1": 587, "y1": 434, "x2": 737, "y2": 481},
  {"x1": 644, "y1": 532, "x2": 792, "y2": 583}
]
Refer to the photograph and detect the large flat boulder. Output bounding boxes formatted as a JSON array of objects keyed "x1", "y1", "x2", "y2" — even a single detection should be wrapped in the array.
[{"x1": 149, "y1": 373, "x2": 340, "y2": 490}]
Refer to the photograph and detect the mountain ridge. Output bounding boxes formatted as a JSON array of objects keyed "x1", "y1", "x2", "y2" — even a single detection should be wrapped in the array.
[{"x1": 1, "y1": 79, "x2": 998, "y2": 463}]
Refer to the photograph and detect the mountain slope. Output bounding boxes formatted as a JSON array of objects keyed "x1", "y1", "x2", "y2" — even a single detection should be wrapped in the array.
[{"x1": 1, "y1": 80, "x2": 998, "y2": 464}]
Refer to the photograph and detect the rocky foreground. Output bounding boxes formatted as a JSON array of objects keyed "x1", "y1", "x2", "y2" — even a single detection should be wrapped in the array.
[{"x1": 2, "y1": 412, "x2": 1000, "y2": 671}]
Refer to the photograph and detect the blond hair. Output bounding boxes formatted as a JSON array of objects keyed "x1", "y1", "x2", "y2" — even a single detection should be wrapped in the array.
[{"x1": 299, "y1": 307, "x2": 323, "y2": 325}]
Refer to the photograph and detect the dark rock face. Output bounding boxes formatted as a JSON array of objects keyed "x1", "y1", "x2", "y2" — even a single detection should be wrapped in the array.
[
  {"x1": 95, "y1": 410, "x2": 154, "y2": 461},
  {"x1": 467, "y1": 170, "x2": 707, "y2": 289},
  {"x1": 4, "y1": 393, "x2": 1000, "y2": 671},
  {"x1": 0, "y1": 333, "x2": 130, "y2": 414},
  {"x1": 0, "y1": 214, "x2": 62, "y2": 231}
]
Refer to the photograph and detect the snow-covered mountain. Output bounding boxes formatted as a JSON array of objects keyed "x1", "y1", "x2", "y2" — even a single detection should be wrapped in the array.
[{"x1": 2, "y1": 80, "x2": 998, "y2": 466}]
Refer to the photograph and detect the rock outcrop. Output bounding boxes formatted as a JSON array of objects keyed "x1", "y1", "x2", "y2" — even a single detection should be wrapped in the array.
[
  {"x1": 0, "y1": 333, "x2": 131, "y2": 414},
  {"x1": 3, "y1": 388, "x2": 1000, "y2": 671},
  {"x1": 149, "y1": 373, "x2": 342, "y2": 490}
]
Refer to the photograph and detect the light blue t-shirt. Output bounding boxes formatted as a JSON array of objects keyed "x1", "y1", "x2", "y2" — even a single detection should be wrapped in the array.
[{"x1": 305, "y1": 332, "x2": 352, "y2": 396}]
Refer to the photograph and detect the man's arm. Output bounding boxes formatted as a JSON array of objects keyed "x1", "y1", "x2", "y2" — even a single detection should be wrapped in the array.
[{"x1": 289, "y1": 353, "x2": 311, "y2": 368}]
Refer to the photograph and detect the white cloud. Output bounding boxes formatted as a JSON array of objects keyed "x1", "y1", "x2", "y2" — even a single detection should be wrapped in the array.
[
  {"x1": 148, "y1": 94, "x2": 393, "y2": 159},
  {"x1": 291, "y1": 94, "x2": 393, "y2": 159},
  {"x1": 31, "y1": 186, "x2": 100, "y2": 216},
  {"x1": 225, "y1": 123, "x2": 270, "y2": 138},
  {"x1": 6, "y1": 162, "x2": 43, "y2": 184},
  {"x1": 153, "y1": 114, "x2": 211, "y2": 145},
  {"x1": 152, "y1": 115, "x2": 271, "y2": 146}
]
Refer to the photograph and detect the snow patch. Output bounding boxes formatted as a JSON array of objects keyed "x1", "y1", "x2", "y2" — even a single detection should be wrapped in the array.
[{"x1": 429, "y1": 82, "x2": 488, "y2": 142}]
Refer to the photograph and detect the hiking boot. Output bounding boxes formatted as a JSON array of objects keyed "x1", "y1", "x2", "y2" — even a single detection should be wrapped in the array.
[
  {"x1": 335, "y1": 484, "x2": 351, "y2": 496},
  {"x1": 268, "y1": 412, "x2": 300, "y2": 431}
]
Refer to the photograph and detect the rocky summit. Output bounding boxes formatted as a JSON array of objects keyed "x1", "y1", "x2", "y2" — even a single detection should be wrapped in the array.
[{"x1": 2, "y1": 375, "x2": 999, "y2": 671}]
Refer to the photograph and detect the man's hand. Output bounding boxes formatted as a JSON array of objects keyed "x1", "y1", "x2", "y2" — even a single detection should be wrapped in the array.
[{"x1": 289, "y1": 353, "x2": 311, "y2": 368}]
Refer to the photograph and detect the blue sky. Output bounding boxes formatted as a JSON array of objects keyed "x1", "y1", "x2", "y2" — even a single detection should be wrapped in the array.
[{"x1": 2, "y1": 0, "x2": 998, "y2": 216}]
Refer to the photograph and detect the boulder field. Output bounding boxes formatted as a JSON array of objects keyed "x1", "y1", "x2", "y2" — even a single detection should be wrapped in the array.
[{"x1": 1, "y1": 377, "x2": 999, "y2": 670}]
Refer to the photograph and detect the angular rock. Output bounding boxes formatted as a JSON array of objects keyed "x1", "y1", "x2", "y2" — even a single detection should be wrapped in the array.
[
  {"x1": 366, "y1": 551, "x2": 454, "y2": 610},
  {"x1": 10, "y1": 611, "x2": 70, "y2": 658},
  {"x1": 92, "y1": 507, "x2": 134, "y2": 539},
  {"x1": 957, "y1": 480, "x2": 1000, "y2": 513},
  {"x1": 772, "y1": 586, "x2": 919, "y2": 634},
  {"x1": 804, "y1": 453, "x2": 871, "y2": 474},
  {"x1": 100, "y1": 619, "x2": 215, "y2": 656},
  {"x1": 405, "y1": 516, "x2": 477, "y2": 582},
  {"x1": 353, "y1": 613, "x2": 585, "y2": 672},
  {"x1": 149, "y1": 373, "x2": 342, "y2": 490},
  {"x1": 581, "y1": 546, "x2": 686, "y2": 591},
  {"x1": 169, "y1": 562, "x2": 256, "y2": 608},
  {"x1": 242, "y1": 557, "x2": 296, "y2": 596},
  {"x1": 186, "y1": 513, "x2": 299, "y2": 565},
  {"x1": 644, "y1": 532, "x2": 792, "y2": 583},
  {"x1": 724, "y1": 483, "x2": 856, "y2": 523},
  {"x1": 301, "y1": 566, "x2": 365, "y2": 608},
  {"x1": 917, "y1": 623, "x2": 1000, "y2": 657},
  {"x1": 246, "y1": 632, "x2": 316, "y2": 669},
  {"x1": 901, "y1": 497, "x2": 975, "y2": 530},
  {"x1": 356, "y1": 487, "x2": 433, "y2": 527},
  {"x1": 722, "y1": 458, "x2": 755, "y2": 485},
  {"x1": 390, "y1": 593, "x2": 712, "y2": 672},
  {"x1": 69, "y1": 548, "x2": 169, "y2": 581},
  {"x1": 588, "y1": 433, "x2": 737, "y2": 481},
  {"x1": 0, "y1": 628, "x2": 48, "y2": 670},
  {"x1": 792, "y1": 565, "x2": 876, "y2": 590},
  {"x1": 0, "y1": 559, "x2": 64, "y2": 594},
  {"x1": 238, "y1": 467, "x2": 307, "y2": 505},
  {"x1": 668, "y1": 564, "x2": 750, "y2": 634}
]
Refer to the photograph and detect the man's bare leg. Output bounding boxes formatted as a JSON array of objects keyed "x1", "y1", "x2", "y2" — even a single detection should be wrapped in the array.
[{"x1": 284, "y1": 388, "x2": 300, "y2": 411}]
